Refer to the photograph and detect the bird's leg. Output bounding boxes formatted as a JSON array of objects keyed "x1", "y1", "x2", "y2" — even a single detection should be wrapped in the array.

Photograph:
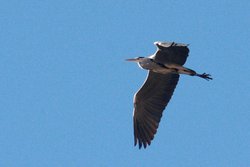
[
  {"x1": 164, "y1": 64, "x2": 213, "y2": 81},
  {"x1": 195, "y1": 73, "x2": 213, "y2": 81},
  {"x1": 165, "y1": 64, "x2": 197, "y2": 76}
]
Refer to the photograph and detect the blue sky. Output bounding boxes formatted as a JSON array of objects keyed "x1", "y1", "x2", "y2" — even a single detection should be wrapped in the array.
[{"x1": 0, "y1": 0, "x2": 249, "y2": 166}]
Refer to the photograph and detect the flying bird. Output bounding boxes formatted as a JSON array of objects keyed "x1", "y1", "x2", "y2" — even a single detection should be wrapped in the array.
[{"x1": 126, "y1": 41, "x2": 212, "y2": 149}]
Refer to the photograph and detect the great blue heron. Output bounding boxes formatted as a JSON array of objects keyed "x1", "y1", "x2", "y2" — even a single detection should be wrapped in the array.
[{"x1": 126, "y1": 41, "x2": 212, "y2": 149}]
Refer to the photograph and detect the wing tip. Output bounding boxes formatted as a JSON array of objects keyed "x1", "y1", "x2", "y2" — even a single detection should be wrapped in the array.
[
  {"x1": 154, "y1": 41, "x2": 189, "y2": 48},
  {"x1": 134, "y1": 139, "x2": 150, "y2": 149},
  {"x1": 134, "y1": 117, "x2": 155, "y2": 149}
]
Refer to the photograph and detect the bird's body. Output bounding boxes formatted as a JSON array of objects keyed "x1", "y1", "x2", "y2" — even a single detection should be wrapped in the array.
[
  {"x1": 138, "y1": 58, "x2": 195, "y2": 75},
  {"x1": 126, "y1": 41, "x2": 212, "y2": 149},
  {"x1": 137, "y1": 58, "x2": 172, "y2": 74}
]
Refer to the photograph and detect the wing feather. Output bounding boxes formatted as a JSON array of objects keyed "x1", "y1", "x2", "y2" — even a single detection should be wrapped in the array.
[
  {"x1": 133, "y1": 72, "x2": 179, "y2": 148},
  {"x1": 152, "y1": 41, "x2": 189, "y2": 65}
]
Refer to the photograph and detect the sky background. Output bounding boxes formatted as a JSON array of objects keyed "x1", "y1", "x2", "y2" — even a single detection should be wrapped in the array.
[{"x1": 0, "y1": 0, "x2": 250, "y2": 166}]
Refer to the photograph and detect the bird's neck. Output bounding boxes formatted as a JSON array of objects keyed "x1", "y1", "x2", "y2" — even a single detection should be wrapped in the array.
[{"x1": 138, "y1": 58, "x2": 154, "y2": 70}]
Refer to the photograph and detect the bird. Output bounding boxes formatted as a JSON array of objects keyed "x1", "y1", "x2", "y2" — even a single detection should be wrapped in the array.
[{"x1": 126, "y1": 41, "x2": 212, "y2": 149}]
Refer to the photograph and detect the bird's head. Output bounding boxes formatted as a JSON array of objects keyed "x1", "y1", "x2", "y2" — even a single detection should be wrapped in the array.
[{"x1": 125, "y1": 57, "x2": 145, "y2": 62}]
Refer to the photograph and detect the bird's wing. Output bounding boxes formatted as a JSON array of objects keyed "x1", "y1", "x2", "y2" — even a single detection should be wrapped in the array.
[
  {"x1": 152, "y1": 41, "x2": 189, "y2": 65},
  {"x1": 133, "y1": 71, "x2": 179, "y2": 148}
]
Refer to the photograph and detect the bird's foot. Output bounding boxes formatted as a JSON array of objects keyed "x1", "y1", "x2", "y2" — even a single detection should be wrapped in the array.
[{"x1": 196, "y1": 73, "x2": 213, "y2": 81}]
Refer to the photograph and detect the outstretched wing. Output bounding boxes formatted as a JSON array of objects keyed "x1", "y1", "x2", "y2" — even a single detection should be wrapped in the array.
[
  {"x1": 133, "y1": 71, "x2": 179, "y2": 148},
  {"x1": 133, "y1": 41, "x2": 190, "y2": 149},
  {"x1": 152, "y1": 41, "x2": 189, "y2": 65}
]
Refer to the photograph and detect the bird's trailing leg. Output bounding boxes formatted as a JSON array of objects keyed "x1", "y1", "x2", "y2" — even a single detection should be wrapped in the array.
[
  {"x1": 195, "y1": 73, "x2": 213, "y2": 81},
  {"x1": 164, "y1": 63, "x2": 213, "y2": 81}
]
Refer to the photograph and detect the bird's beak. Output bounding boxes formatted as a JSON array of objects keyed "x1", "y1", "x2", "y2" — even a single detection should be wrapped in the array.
[{"x1": 125, "y1": 58, "x2": 139, "y2": 62}]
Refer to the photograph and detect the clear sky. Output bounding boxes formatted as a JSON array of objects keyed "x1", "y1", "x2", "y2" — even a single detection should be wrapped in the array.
[{"x1": 0, "y1": 0, "x2": 249, "y2": 166}]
